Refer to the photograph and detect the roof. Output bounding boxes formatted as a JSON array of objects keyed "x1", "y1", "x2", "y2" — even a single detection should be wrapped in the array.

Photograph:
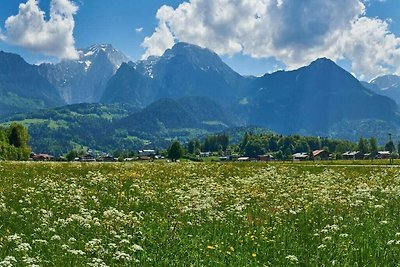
[
  {"x1": 32, "y1": 154, "x2": 53, "y2": 159},
  {"x1": 293, "y1": 153, "x2": 309, "y2": 158},
  {"x1": 343, "y1": 151, "x2": 360, "y2": 156},
  {"x1": 139, "y1": 150, "x2": 156, "y2": 153},
  {"x1": 313, "y1": 150, "x2": 326, "y2": 157},
  {"x1": 378, "y1": 151, "x2": 391, "y2": 155}
]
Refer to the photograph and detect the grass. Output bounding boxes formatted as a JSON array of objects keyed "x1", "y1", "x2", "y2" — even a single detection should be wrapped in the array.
[{"x1": 1, "y1": 162, "x2": 400, "y2": 266}]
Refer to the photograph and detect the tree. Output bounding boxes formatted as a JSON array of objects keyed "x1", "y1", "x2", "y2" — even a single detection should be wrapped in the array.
[
  {"x1": 168, "y1": 141, "x2": 183, "y2": 162},
  {"x1": 0, "y1": 128, "x2": 6, "y2": 144},
  {"x1": 8, "y1": 123, "x2": 29, "y2": 148},
  {"x1": 385, "y1": 140, "x2": 396, "y2": 153},
  {"x1": 268, "y1": 136, "x2": 279, "y2": 152},
  {"x1": 66, "y1": 150, "x2": 78, "y2": 161},
  {"x1": 244, "y1": 139, "x2": 264, "y2": 157},
  {"x1": 240, "y1": 132, "x2": 250, "y2": 150},
  {"x1": 187, "y1": 141, "x2": 195, "y2": 154},
  {"x1": 397, "y1": 141, "x2": 400, "y2": 155},
  {"x1": 369, "y1": 137, "x2": 378, "y2": 156},
  {"x1": 357, "y1": 138, "x2": 369, "y2": 155}
]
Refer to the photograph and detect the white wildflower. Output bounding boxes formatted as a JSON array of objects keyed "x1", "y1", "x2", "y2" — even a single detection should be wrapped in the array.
[
  {"x1": 88, "y1": 258, "x2": 109, "y2": 267},
  {"x1": 131, "y1": 244, "x2": 144, "y2": 252},
  {"x1": 0, "y1": 256, "x2": 17, "y2": 267},
  {"x1": 113, "y1": 251, "x2": 132, "y2": 262},
  {"x1": 51, "y1": 235, "x2": 61, "y2": 241},
  {"x1": 67, "y1": 249, "x2": 86, "y2": 256},
  {"x1": 15, "y1": 242, "x2": 32, "y2": 252},
  {"x1": 285, "y1": 255, "x2": 298, "y2": 263}
]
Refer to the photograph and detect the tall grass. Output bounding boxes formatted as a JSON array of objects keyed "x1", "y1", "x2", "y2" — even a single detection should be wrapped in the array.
[{"x1": 0, "y1": 162, "x2": 399, "y2": 266}]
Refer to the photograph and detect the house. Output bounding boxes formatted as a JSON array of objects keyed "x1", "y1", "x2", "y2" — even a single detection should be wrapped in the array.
[
  {"x1": 31, "y1": 153, "x2": 54, "y2": 161},
  {"x1": 258, "y1": 155, "x2": 274, "y2": 162},
  {"x1": 200, "y1": 152, "x2": 211, "y2": 158},
  {"x1": 219, "y1": 156, "x2": 229, "y2": 161},
  {"x1": 312, "y1": 150, "x2": 331, "y2": 160},
  {"x1": 292, "y1": 153, "x2": 309, "y2": 161},
  {"x1": 376, "y1": 151, "x2": 391, "y2": 159},
  {"x1": 99, "y1": 155, "x2": 117, "y2": 162},
  {"x1": 342, "y1": 151, "x2": 363, "y2": 160},
  {"x1": 79, "y1": 154, "x2": 96, "y2": 162},
  {"x1": 238, "y1": 157, "x2": 250, "y2": 162},
  {"x1": 138, "y1": 150, "x2": 156, "y2": 157},
  {"x1": 138, "y1": 156, "x2": 152, "y2": 161}
]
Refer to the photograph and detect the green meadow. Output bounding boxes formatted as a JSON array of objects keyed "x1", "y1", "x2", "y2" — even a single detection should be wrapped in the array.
[{"x1": 1, "y1": 162, "x2": 400, "y2": 266}]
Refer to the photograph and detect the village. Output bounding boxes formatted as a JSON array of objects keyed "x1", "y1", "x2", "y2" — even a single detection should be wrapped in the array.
[{"x1": 29, "y1": 148, "x2": 394, "y2": 162}]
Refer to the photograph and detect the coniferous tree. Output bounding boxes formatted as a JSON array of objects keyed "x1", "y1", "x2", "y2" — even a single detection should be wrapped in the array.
[
  {"x1": 385, "y1": 141, "x2": 396, "y2": 153},
  {"x1": 8, "y1": 123, "x2": 29, "y2": 148},
  {"x1": 168, "y1": 141, "x2": 183, "y2": 162},
  {"x1": 187, "y1": 141, "x2": 195, "y2": 155}
]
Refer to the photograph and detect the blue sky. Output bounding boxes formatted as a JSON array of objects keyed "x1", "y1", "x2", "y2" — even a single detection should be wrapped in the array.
[{"x1": 0, "y1": 0, "x2": 399, "y2": 79}]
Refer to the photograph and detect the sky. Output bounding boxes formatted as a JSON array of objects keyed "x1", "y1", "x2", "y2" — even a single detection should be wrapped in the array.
[{"x1": 0, "y1": 0, "x2": 399, "y2": 80}]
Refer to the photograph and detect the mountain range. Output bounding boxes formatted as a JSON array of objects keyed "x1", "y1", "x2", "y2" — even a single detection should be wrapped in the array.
[{"x1": 0, "y1": 42, "x2": 399, "y2": 154}]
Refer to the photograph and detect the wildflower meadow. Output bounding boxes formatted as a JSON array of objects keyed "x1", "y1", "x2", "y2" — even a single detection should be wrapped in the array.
[{"x1": 1, "y1": 162, "x2": 400, "y2": 266}]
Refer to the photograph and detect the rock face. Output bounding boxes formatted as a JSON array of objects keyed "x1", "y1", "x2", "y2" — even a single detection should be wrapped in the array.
[
  {"x1": 0, "y1": 51, "x2": 64, "y2": 116},
  {"x1": 39, "y1": 44, "x2": 129, "y2": 104}
]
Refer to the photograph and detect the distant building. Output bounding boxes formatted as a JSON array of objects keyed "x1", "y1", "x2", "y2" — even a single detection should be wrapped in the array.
[
  {"x1": 79, "y1": 154, "x2": 96, "y2": 162},
  {"x1": 376, "y1": 151, "x2": 391, "y2": 159},
  {"x1": 200, "y1": 152, "x2": 211, "y2": 158},
  {"x1": 258, "y1": 155, "x2": 274, "y2": 162},
  {"x1": 99, "y1": 155, "x2": 117, "y2": 162},
  {"x1": 138, "y1": 156, "x2": 152, "y2": 161},
  {"x1": 312, "y1": 150, "x2": 331, "y2": 160},
  {"x1": 292, "y1": 152, "x2": 309, "y2": 161},
  {"x1": 238, "y1": 157, "x2": 250, "y2": 162},
  {"x1": 342, "y1": 151, "x2": 363, "y2": 160},
  {"x1": 31, "y1": 153, "x2": 54, "y2": 161},
  {"x1": 138, "y1": 150, "x2": 156, "y2": 157}
]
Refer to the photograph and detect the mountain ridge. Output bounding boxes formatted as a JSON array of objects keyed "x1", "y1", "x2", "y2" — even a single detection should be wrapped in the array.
[
  {"x1": 38, "y1": 44, "x2": 129, "y2": 104},
  {"x1": 0, "y1": 51, "x2": 64, "y2": 116}
]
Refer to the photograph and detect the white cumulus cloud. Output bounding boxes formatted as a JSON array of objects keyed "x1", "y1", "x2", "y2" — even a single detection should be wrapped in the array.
[
  {"x1": 2, "y1": 0, "x2": 79, "y2": 60},
  {"x1": 142, "y1": 0, "x2": 400, "y2": 79}
]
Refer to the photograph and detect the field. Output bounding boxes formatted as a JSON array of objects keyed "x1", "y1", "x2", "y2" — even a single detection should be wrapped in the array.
[{"x1": 1, "y1": 162, "x2": 400, "y2": 266}]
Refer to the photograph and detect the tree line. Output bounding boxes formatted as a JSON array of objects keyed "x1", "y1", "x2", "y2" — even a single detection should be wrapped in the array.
[{"x1": 167, "y1": 132, "x2": 399, "y2": 161}]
